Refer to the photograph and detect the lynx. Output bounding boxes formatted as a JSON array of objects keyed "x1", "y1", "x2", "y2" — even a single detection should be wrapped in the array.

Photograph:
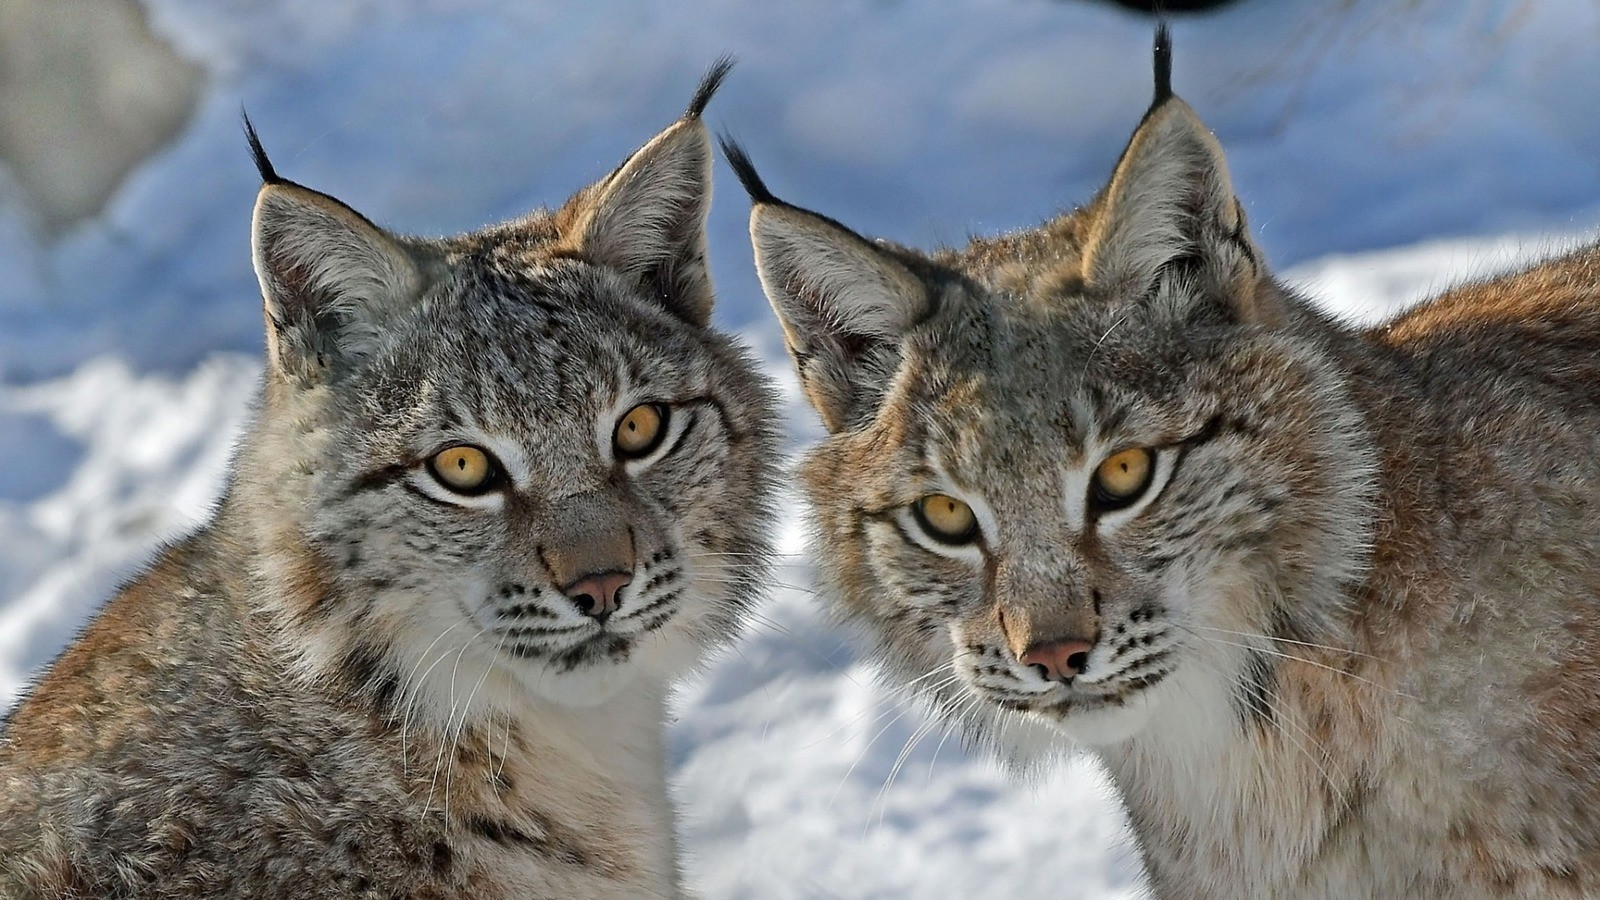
[
  {"x1": 726, "y1": 30, "x2": 1600, "y2": 898},
  {"x1": 0, "y1": 62, "x2": 778, "y2": 899}
]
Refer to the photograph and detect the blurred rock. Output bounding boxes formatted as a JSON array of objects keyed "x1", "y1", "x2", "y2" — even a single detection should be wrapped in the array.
[{"x1": 0, "y1": 0, "x2": 205, "y2": 235}]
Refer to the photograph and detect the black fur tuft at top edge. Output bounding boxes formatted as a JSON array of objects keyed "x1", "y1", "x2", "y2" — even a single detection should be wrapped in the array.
[
  {"x1": 717, "y1": 135, "x2": 779, "y2": 206},
  {"x1": 687, "y1": 56, "x2": 736, "y2": 119},
  {"x1": 241, "y1": 109, "x2": 282, "y2": 185},
  {"x1": 1152, "y1": 21, "x2": 1174, "y2": 106}
]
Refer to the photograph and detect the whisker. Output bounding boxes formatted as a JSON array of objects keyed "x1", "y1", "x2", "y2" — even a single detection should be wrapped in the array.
[
  {"x1": 800, "y1": 670, "x2": 963, "y2": 752},
  {"x1": 1174, "y1": 623, "x2": 1417, "y2": 704},
  {"x1": 1176, "y1": 644, "x2": 1347, "y2": 794},
  {"x1": 829, "y1": 700, "x2": 922, "y2": 812},
  {"x1": 444, "y1": 630, "x2": 504, "y2": 821},
  {"x1": 423, "y1": 631, "x2": 484, "y2": 818},
  {"x1": 868, "y1": 704, "x2": 944, "y2": 833},
  {"x1": 399, "y1": 620, "x2": 466, "y2": 773},
  {"x1": 1189, "y1": 624, "x2": 1381, "y2": 662}
]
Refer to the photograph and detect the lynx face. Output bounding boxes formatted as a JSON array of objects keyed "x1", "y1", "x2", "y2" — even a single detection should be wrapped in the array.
[
  {"x1": 726, "y1": 72, "x2": 1374, "y2": 750},
  {"x1": 299, "y1": 258, "x2": 773, "y2": 708},
  {"x1": 799, "y1": 296, "x2": 1370, "y2": 748},
  {"x1": 248, "y1": 66, "x2": 777, "y2": 713}
]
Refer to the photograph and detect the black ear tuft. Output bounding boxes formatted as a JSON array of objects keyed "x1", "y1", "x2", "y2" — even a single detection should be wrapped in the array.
[
  {"x1": 717, "y1": 136, "x2": 779, "y2": 206},
  {"x1": 1151, "y1": 22, "x2": 1174, "y2": 108},
  {"x1": 687, "y1": 56, "x2": 736, "y2": 119},
  {"x1": 241, "y1": 110, "x2": 283, "y2": 185}
]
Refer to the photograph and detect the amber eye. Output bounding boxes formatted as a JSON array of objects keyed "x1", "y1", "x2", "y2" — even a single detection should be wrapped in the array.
[
  {"x1": 914, "y1": 494, "x2": 979, "y2": 545},
  {"x1": 1090, "y1": 447, "x2": 1155, "y2": 512},
  {"x1": 614, "y1": 403, "x2": 669, "y2": 459},
  {"x1": 428, "y1": 445, "x2": 498, "y2": 495}
]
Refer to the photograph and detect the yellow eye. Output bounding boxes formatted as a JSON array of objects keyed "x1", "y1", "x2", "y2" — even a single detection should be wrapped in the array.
[
  {"x1": 614, "y1": 403, "x2": 669, "y2": 459},
  {"x1": 428, "y1": 445, "x2": 498, "y2": 494},
  {"x1": 915, "y1": 493, "x2": 979, "y2": 544},
  {"x1": 1091, "y1": 447, "x2": 1155, "y2": 511}
]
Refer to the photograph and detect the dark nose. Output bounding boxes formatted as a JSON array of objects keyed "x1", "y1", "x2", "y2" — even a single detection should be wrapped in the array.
[
  {"x1": 1020, "y1": 639, "x2": 1093, "y2": 682},
  {"x1": 563, "y1": 570, "x2": 632, "y2": 621}
]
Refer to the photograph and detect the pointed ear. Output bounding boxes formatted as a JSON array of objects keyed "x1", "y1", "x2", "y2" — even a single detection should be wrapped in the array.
[
  {"x1": 1082, "y1": 98, "x2": 1281, "y2": 327},
  {"x1": 568, "y1": 61, "x2": 732, "y2": 327},
  {"x1": 252, "y1": 181, "x2": 423, "y2": 380},
  {"x1": 722, "y1": 140, "x2": 930, "y2": 433}
]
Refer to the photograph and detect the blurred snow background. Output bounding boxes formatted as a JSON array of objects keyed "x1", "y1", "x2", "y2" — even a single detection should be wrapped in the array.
[{"x1": 1, "y1": 0, "x2": 1597, "y2": 896}]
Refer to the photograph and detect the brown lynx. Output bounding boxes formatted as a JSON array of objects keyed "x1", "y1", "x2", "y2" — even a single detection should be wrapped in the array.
[
  {"x1": 726, "y1": 29, "x2": 1600, "y2": 898},
  {"x1": 0, "y1": 63, "x2": 778, "y2": 899}
]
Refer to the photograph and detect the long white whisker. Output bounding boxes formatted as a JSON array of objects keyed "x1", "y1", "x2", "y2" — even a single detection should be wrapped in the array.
[
  {"x1": 1189, "y1": 624, "x2": 1380, "y2": 662},
  {"x1": 1177, "y1": 641, "x2": 1346, "y2": 794},
  {"x1": 444, "y1": 630, "x2": 504, "y2": 821},
  {"x1": 423, "y1": 631, "x2": 483, "y2": 817},
  {"x1": 1175, "y1": 624, "x2": 1416, "y2": 704},
  {"x1": 399, "y1": 620, "x2": 465, "y2": 775}
]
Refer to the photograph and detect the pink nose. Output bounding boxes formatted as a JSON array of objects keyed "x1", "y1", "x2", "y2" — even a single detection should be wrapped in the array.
[
  {"x1": 1020, "y1": 639, "x2": 1093, "y2": 682},
  {"x1": 563, "y1": 571, "x2": 632, "y2": 621}
]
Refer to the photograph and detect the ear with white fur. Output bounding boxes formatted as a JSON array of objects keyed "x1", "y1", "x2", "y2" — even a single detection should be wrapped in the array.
[
  {"x1": 722, "y1": 139, "x2": 930, "y2": 433},
  {"x1": 1082, "y1": 30, "x2": 1280, "y2": 326},
  {"x1": 246, "y1": 120, "x2": 422, "y2": 381},
  {"x1": 569, "y1": 60, "x2": 733, "y2": 327}
]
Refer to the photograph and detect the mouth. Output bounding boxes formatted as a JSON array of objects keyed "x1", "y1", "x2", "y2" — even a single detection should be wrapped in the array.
[
  {"x1": 507, "y1": 631, "x2": 634, "y2": 671},
  {"x1": 489, "y1": 589, "x2": 685, "y2": 660},
  {"x1": 1040, "y1": 668, "x2": 1172, "y2": 716},
  {"x1": 974, "y1": 662, "x2": 1174, "y2": 719}
]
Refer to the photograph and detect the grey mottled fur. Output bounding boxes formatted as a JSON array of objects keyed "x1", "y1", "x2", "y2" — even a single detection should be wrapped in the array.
[{"x1": 0, "y1": 62, "x2": 778, "y2": 899}]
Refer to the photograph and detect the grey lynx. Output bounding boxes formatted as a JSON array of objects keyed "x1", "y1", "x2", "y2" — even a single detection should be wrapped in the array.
[
  {"x1": 726, "y1": 29, "x2": 1600, "y2": 898},
  {"x1": 0, "y1": 63, "x2": 778, "y2": 899}
]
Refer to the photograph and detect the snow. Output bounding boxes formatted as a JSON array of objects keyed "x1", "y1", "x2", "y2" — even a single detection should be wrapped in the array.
[{"x1": 2, "y1": 1, "x2": 1598, "y2": 896}]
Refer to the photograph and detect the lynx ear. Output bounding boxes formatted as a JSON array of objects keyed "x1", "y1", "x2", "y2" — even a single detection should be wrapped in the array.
[
  {"x1": 1083, "y1": 28, "x2": 1280, "y2": 326},
  {"x1": 246, "y1": 120, "x2": 422, "y2": 381},
  {"x1": 722, "y1": 139, "x2": 930, "y2": 433},
  {"x1": 569, "y1": 60, "x2": 733, "y2": 327}
]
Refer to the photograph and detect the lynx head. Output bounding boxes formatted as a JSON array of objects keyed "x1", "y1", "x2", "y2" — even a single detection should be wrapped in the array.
[
  {"x1": 729, "y1": 32, "x2": 1375, "y2": 758},
  {"x1": 236, "y1": 62, "x2": 777, "y2": 719}
]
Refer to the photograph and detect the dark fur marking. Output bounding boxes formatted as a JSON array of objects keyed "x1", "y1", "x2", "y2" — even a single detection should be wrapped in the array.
[
  {"x1": 641, "y1": 568, "x2": 681, "y2": 594},
  {"x1": 659, "y1": 410, "x2": 700, "y2": 461},
  {"x1": 342, "y1": 643, "x2": 402, "y2": 718},
  {"x1": 241, "y1": 109, "x2": 282, "y2": 184},
  {"x1": 687, "y1": 57, "x2": 735, "y2": 119},
  {"x1": 1152, "y1": 22, "x2": 1174, "y2": 107},
  {"x1": 467, "y1": 816, "x2": 546, "y2": 850},
  {"x1": 718, "y1": 136, "x2": 778, "y2": 205},
  {"x1": 1233, "y1": 647, "x2": 1277, "y2": 730},
  {"x1": 344, "y1": 463, "x2": 411, "y2": 497},
  {"x1": 400, "y1": 480, "x2": 466, "y2": 510}
]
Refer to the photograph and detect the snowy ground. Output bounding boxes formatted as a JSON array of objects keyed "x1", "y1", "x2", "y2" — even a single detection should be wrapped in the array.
[{"x1": 3, "y1": 1, "x2": 1599, "y2": 897}]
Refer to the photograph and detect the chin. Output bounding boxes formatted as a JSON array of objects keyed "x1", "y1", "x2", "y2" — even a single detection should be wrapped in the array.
[
  {"x1": 509, "y1": 624, "x2": 706, "y2": 708},
  {"x1": 1038, "y1": 684, "x2": 1166, "y2": 748},
  {"x1": 514, "y1": 658, "x2": 640, "y2": 707}
]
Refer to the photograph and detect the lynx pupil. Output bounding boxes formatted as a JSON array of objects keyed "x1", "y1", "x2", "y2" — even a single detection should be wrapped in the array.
[
  {"x1": 428, "y1": 446, "x2": 495, "y2": 494},
  {"x1": 615, "y1": 403, "x2": 668, "y2": 458},
  {"x1": 916, "y1": 493, "x2": 978, "y2": 544},
  {"x1": 1091, "y1": 447, "x2": 1154, "y2": 511}
]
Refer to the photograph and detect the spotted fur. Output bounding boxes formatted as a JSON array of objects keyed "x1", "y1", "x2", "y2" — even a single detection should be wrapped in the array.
[
  {"x1": 732, "y1": 30, "x2": 1600, "y2": 898},
  {"x1": 0, "y1": 65, "x2": 778, "y2": 899}
]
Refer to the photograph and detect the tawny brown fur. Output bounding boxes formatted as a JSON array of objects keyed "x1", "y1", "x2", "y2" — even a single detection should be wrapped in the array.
[{"x1": 730, "y1": 33, "x2": 1600, "y2": 898}]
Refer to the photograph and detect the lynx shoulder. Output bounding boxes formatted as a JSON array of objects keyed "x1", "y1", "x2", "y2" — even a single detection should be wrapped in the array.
[
  {"x1": 726, "y1": 29, "x2": 1600, "y2": 898},
  {"x1": 0, "y1": 61, "x2": 779, "y2": 899}
]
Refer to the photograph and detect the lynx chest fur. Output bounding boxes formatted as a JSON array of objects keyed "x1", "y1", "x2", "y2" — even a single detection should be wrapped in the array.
[
  {"x1": 728, "y1": 31, "x2": 1600, "y2": 899},
  {"x1": 0, "y1": 65, "x2": 778, "y2": 899}
]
